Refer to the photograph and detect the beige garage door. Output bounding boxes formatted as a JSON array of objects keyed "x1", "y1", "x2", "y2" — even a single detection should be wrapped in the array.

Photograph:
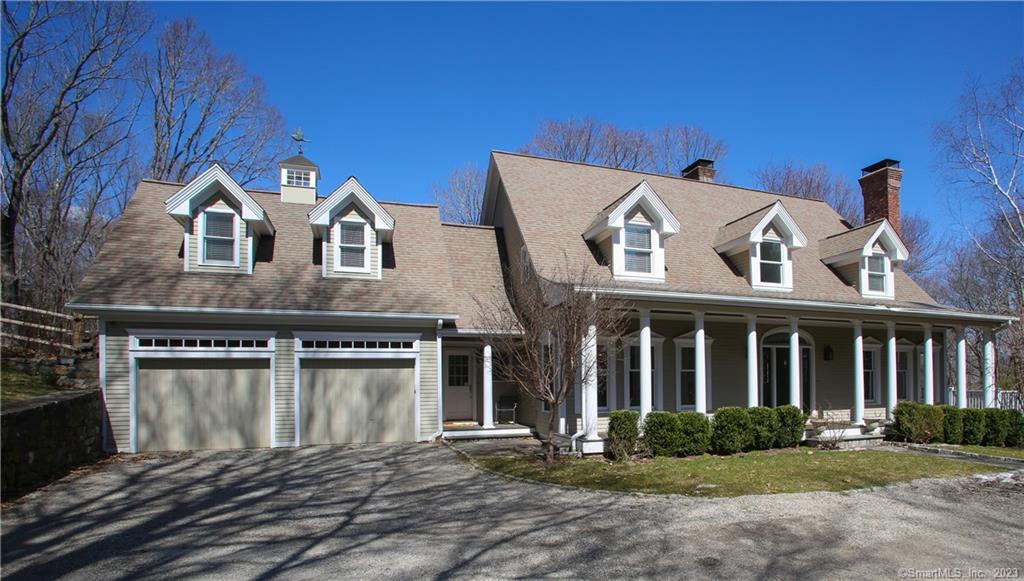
[
  {"x1": 136, "y1": 359, "x2": 271, "y2": 452},
  {"x1": 300, "y1": 358, "x2": 415, "y2": 445}
]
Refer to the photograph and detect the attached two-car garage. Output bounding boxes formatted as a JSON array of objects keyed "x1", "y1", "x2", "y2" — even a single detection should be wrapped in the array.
[{"x1": 128, "y1": 332, "x2": 421, "y2": 452}]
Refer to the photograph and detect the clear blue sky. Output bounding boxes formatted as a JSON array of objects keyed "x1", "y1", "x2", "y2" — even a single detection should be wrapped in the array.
[{"x1": 151, "y1": 2, "x2": 1023, "y2": 230}]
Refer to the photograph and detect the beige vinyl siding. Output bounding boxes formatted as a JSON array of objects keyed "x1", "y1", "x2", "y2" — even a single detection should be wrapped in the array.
[
  {"x1": 274, "y1": 330, "x2": 295, "y2": 445},
  {"x1": 419, "y1": 330, "x2": 439, "y2": 439},
  {"x1": 324, "y1": 204, "x2": 381, "y2": 280},
  {"x1": 104, "y1": 325, "x2": 131, "y2": 452},
  {"x1": 189, "y1": 195, "x2": 249, "y2": 274},
  {"x1": 836, "y1": 262, "x2": 860, "y2": 287}
]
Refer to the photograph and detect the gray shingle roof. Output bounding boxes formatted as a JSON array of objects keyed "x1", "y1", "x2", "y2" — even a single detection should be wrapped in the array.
[
  {"x1": 440, "y1": 223, "x2": 513, "y2": 330},
  {"x1": 819, "y1": 219, "x2": 887, "y2": 260},
  {"x1": 491, "y1": 151, "x2": 940, "y2": 309},
  {"x1": 712, "y1": 203, "x2": 776, "y2": 247}
]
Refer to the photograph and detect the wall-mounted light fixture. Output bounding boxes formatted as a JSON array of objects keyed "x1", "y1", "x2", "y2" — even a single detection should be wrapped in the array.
[{"x1": 824, "y1": 345, "x2": 834, "y2": 361}]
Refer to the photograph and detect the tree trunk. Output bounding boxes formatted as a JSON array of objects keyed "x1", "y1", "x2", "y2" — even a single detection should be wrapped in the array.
[
  {"x1": 2, "y1": 211, "x2": 19, "y2": 303},
  {"x1": 545, "y1": 405, "x2": 558, "y2": 465}
]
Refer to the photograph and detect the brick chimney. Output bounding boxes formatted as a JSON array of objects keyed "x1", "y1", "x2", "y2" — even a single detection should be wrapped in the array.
[
  {"x1": 682, "y1": 159, "x2": 716, "y2": 182},
  {"x1": 858, "y1": 159, "x2": 902, "y2": 233}
]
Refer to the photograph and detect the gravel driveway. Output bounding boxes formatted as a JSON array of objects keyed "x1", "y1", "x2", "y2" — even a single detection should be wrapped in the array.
[{"x1": 2, "y1": 442, "x2": 1022, "y2": 580}]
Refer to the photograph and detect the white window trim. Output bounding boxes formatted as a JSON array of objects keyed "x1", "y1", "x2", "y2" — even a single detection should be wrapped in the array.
[
  {"x1": 333, "y1": 217, "x2": 372, "y2": 274},
  {"x1": 623, "y1": 333, "x2": 665, "y2": 410},
  {"x1": 750, "y1": 235, "x2": 793, "y2": 292},
  {"x1": 673, "y1": 333, "x2": 714, "y2": 412},
  {"x1": 863, "y1": 338, "x2": 882, "y2": 405},
  {"x1": 612, "y1": 223, "x2": 665, "y2": 283},
  {"x1": 198, "y1": 207, "x2": 240, "y2": 267},
  {"x1": 860, "y1": 252, "x2": 895, "y2": 299}
]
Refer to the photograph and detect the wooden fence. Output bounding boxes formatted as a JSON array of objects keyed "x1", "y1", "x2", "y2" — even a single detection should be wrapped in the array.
[{"x1": 0, "y1": 302, "x2": 96, "y2": 356}]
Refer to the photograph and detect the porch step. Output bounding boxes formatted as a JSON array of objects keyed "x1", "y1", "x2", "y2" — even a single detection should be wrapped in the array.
[{"x1": 442, "y1": 426, "x2": 533, "y2": 440}]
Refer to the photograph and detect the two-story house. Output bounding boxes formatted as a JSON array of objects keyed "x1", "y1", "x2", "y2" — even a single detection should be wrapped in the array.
[{"x1": 70, "y1": 151, "x2": 1013, "y2": 453}]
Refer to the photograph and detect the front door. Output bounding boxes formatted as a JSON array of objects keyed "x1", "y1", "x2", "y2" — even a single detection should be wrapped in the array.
[
  {"x1": 444, "y1": 352, "x2": 476, "y2": 421},
  {"x1": 761, "y1": 345, "x2": 812, "y2": 412}
]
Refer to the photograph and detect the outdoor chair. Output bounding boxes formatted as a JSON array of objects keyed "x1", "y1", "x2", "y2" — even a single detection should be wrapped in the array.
[{"x1": 495, "y1": 396, "x2": 518, "y2": 424}]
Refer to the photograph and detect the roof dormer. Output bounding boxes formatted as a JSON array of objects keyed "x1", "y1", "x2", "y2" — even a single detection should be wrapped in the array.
[
  {"x1": 308, "y1": 176, "x2": 395, "y2": 280},
  {"x1": 279, "y1": 153, "x2": 320, "y2": 205},
  {"x1": 714, "y1": 201, "x2": 808, "y2": 292},
  {"x1": 584, "y1": 180, "x2": 679, "y2": 283},
  {"x1": 820, "y1": 218, "x2": 909, "y2": 299}
]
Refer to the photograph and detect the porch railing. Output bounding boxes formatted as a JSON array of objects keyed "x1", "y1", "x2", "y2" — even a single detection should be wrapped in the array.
[{"x1": 966, "y1": 390, "x2": 985, "y2": 409}]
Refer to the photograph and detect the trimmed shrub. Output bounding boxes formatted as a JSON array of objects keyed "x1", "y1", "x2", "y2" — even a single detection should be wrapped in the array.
[
  {"x1": 983, "y1": 408, "x2": 1011, "y2": 446},
  {"x1": 774, "y1": 405, "x2": 807, "y2": 448},
  {"x1": 938, "y1": 405, "x2": 964, "y2": 445},
  {"x1": 677, "y1": 412, "x2": 712, "y2": 457},
  {"x1": 642, "y1": 411, "x2": 682, "y2": 457},
  {"x1": 607, "y1": 410, "x2": 640, "y2": 461},
  {"x1": 1006, "y1": 411, "x2": 1024, "y2": 448},
  {"x1": 962, "y1": 408, "x2": 986, "y2": 445},
  {"x1": 747, "y1": 406, "x2": 780, "y2": 450},
  {"x1": 891, "y1": 402, "x2": 944, "y2": 444},
  {"x1": 711, "y1": 407, "x2": 752, "y2": 455}
]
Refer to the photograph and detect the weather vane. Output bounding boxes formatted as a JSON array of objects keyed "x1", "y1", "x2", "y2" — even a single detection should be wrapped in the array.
[{"x1": 290, "y1": 127, "x2": 311, "y2": 155}]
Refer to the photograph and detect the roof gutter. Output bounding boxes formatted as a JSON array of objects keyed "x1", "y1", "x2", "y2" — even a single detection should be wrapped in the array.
[
  {"x1": 575, "y1": 286, "x2": 1017, "y2": 325},
  {"x1": 66, "y1": 303, "x2": 459, "y2": 322}
]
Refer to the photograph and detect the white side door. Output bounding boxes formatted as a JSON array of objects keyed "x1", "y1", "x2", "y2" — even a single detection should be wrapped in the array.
[{"x1": 444, "y1": 352, "x2": 476, "y2": 421}]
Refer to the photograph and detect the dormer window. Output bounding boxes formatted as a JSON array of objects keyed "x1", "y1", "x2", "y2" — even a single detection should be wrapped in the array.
[
  {"x1": 820, "y1": 219, "x2": 908, "y2": 300},
  {"x1": 714, "y1": 201, "x2": 807, "y2": 293},
  {"x1": 199, "y1": 209, "x2": 238, "y2": 266},
  {"x1": 583, "y1": 180, "x2": 679, "y2": 284},
  {"x1": 334, "y1": 219, "x2": 370, "y2": 272},
  {"x1": 285, "y1": 169, "x2": 311, "y2": 188},
  {"x1": 624, "y1": 224, "x2": 653, "y2": 274}
]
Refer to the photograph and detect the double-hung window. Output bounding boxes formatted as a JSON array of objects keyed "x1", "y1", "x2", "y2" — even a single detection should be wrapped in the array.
[
  {"x1": 759, "y1": 239, "x2": 784, "y2": 285},
  {"x1": 626, "y1": 344, "x2": 656, "y2": 408},
  {"x1": 201, "y1": 210, "x2": 236, "y2": 265},
  {"x1": 863, "y1": 348, "x2": 879, "y2": 403},
  {"x1": 867, "y1": 253, "x2": 888, "y2": 293},
  {"x1": 335, "y1": 221, "x2": 369, "y2": 271},
  {"x1": 896, "y1": 349, "x2": 912, "y2": 401},
  {"x1": 623, "y1": 225, "x2": 653, "y2": 274},
  {"x1": 285, "y1": 169, "x2": 311, "y2": 187},
  {"x1": 678, "y1": 346, "x2": 697, "y2": 408}
]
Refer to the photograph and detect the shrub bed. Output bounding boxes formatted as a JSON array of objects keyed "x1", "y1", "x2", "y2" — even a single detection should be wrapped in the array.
[
  {"x1": 747, "y1": 407, "x2": 780, "y2": 451},
  {"x1": 938, "y1": 405, "x2": 964, "y2": 445},
  {"x1": 774, "y1": 405, "x2": 806, "y2": 448},
  {"x1": 891, "y1": 401, "x2": 944, "y2": 443},
  {"x1": 961, "y1": 409, "x2": 986, "y2": 445},
  {"x1": 677, "y1": 412, "x2": 711, "y2": 457},
  {"x1": 607, "y1": 410, "x2": 640, "y2": 461},
  {"x1": 643, "y1": 411, "x2": 682, "y2": 457},
  {"x1": 711, "y1": 407, "x2": 752, "y2": 455}
]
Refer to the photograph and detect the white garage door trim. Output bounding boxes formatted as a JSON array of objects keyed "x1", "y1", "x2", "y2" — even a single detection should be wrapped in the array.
[
  {"x1": 127, "y1": 329, "x2": 277, "y2": 452},
  {"x1": 293, "y1": 332, "x2": 422, "y2": 445}
]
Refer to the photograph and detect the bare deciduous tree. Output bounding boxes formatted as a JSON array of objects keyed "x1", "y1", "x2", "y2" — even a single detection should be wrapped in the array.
[
  {"x1": 474, "y1": 255, "x2": 629, "y2": 463},
  {"x1": 521, "y1": 117, "x2": 727, "y2": 176},
  {"x1": 935, "y1": 63, "x2": 1024, "y2": 395},
  {"x1": 2, "y1": 0, "x2": 150, "y2": 305},
  {"x1": 433, "y1": 163, "x2": 485, "y2": 225},
  {"x1": 138, "y1": 17, "x2": 288, "y2": 187}
]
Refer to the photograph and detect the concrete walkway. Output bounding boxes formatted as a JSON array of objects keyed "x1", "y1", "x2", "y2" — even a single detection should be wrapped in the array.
[{"x1": 2, "y1": 442, "x2": 1022, "y2": 580}]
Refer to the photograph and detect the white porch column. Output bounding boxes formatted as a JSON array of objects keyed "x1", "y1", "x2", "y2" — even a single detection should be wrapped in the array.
[
  {"x1": 956, "y1": 327, "x2": 968, "y2": 409},
  {"x1": 885, "y1": 322, "x2": 897, "y2": 419},
  {"x1": 788, "y1": 318, "x2": 800, "y2": 409},
  {"x1": 746, "y1": 315, "x2": 758, "y2": 408},
  {"x1": 482, "y1": 344, "x2": 494, "y2": 429},
  {"x1": 639, "y1": 309, "x2": 653, "y2": 421},
  {"x1": 694, "y1": 312, "x2": 707, "y2": 414},
  {"x1": 582, "y1": 324, "x2": 599, "y2": 439},
  {"x1": 983, "y1": 328, "x2": 996, "y2": 408},
  {"x1": 852, "y1": 321, "x2": 865, "y2": 425},
  {"x1": 923, "y1": 323, "x2": 935, "y2": 406}
]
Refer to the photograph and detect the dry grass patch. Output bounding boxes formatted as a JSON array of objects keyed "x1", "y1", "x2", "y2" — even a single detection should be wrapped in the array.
[
  {"x1": 1, "y1": 370, "x2": 64, "y2": 406},
  {"x1": 475, "y1": 448, "x2": 1003, "y2": 497}
]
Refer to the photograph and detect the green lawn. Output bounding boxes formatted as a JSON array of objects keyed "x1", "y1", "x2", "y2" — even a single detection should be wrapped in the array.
[
  {"x1": 933, "y1": 444, "x2": 1024, "y2": 461},
  {"x1": 1, "y1": 369, "x2": 64, "y2": 406},
  {"x1": 474, "y1": 448, "x2": 1004, "y2": 497}
]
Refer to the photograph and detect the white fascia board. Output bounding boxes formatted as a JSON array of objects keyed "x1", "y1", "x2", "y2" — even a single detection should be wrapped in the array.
[
  {"x1": 66, "y1": 302, "x2": 459, "y2": 322},
  {"x1": 866, "y1": 220, "x2": 910, "y2": 262},
  {"x1": 308, "y1": 176, "x2": 395, "y2": 240},
  {"x1": 573, "y1": 286, "x2": 1018, "y2": 325},
  {"x1": 750, "y1": 201, "x2": 808, "y2": 248},
  {"x1": 587, "y1": 180, "x2": 680, "y2": 241},
  {"x1": 164, "y1": 164, "x2": 275, "y2": 235}
]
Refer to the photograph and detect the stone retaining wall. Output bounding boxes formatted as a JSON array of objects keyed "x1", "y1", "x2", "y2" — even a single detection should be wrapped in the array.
[{"x1": 1, "y1": 389, "x2": 107, "y2": 500}]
